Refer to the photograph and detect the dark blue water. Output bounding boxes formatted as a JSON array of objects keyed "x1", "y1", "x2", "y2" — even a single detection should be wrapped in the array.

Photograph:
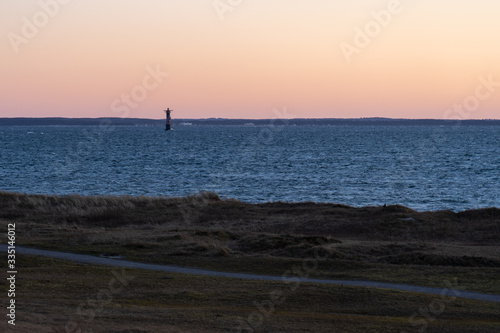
[{"x1": 1, "y1": 125, "x2": 499, "y2": 211}]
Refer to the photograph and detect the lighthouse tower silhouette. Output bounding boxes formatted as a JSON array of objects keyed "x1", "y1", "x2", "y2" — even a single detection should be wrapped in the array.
[{"x1": 164, "y1": 108, "x2": 172, "y2": 131}]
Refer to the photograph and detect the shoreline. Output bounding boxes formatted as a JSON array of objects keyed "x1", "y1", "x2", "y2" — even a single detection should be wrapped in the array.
[{"x1": 2, "y1": 117, "x2": 500, "y2": 127}]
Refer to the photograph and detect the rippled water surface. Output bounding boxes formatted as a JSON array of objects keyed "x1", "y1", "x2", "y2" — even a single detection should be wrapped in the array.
[{"x1": 1, "y1": 125, "x2": 499, "y2": 211}]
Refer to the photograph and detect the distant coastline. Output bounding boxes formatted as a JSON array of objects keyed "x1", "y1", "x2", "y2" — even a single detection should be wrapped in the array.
[{"x1": 1, "y1": 117, "x2": 500, "y2": 127}]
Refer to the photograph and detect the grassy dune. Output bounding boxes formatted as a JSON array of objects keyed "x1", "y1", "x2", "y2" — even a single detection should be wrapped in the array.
[{"x1": 1, "y1": 191, "x2": 499, "y2": 332}]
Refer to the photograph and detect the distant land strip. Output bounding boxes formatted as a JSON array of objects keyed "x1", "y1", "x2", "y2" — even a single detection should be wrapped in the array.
[{"x1": 1, "y1": 117, "x2": 500, "y2": 127}]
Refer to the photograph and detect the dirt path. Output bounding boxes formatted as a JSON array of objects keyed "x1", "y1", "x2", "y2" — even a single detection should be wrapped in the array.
[{"x1": 3, "y1": 244, "x2": 499, "y2": 303}]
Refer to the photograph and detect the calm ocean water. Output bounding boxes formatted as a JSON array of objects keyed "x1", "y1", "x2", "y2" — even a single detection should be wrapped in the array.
[{"x1": 1, "y1": 125, "x2": 499, "y2": 211}]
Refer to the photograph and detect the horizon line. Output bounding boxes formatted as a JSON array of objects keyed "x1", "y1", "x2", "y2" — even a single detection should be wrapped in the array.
[{"x1": 2, "y1": 117, "x2": 500, "y2": 121}]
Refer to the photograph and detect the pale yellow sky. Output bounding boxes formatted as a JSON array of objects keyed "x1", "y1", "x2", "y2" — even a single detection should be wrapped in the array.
[{"x1": 1, "y1": 0, "x2": 499, "y2": 119}]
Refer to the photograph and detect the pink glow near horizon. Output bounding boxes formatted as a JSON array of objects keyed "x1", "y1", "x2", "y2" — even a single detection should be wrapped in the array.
[{"x1": 1, "y1": 0, "x2": 499, "y2": 119}]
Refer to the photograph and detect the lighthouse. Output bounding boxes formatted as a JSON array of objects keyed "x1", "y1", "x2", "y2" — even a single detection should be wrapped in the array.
[{"x1": 164, "y1": 108, "x2": 173, "y2": 131}]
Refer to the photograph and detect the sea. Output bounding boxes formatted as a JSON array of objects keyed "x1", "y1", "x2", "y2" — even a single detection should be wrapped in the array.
[{"x1": 1, "y1": 125, "x2": 499, "y2": 212}]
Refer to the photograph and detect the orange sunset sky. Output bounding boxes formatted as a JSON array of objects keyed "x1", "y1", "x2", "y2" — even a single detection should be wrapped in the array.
[{"x1": 1, "y1": 0, "x2": 499, "y2": 119}]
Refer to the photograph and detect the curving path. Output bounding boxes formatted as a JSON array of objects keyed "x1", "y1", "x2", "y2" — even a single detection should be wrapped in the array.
[{"x1": 3, "y1": 244, "x2": 499, "y2": 303}]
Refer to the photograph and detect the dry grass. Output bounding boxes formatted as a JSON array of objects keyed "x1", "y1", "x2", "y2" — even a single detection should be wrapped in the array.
[
  {"x1": 2, "y1": 191, "x2": 498, "y2": 242},
  {"x1": 0, "y1": 255, "x2": 498, "y2": 333},
  {"x1": 0, "y1": 191, "x2": 499, "y2": 332},
  {"x1": 2, "y1": 192, "x2": 500, "y2": 288}
]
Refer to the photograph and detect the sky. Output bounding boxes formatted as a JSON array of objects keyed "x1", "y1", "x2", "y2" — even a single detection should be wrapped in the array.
[{"x1": 1, "y1": 0, "x2": 499, "y2": 119}]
